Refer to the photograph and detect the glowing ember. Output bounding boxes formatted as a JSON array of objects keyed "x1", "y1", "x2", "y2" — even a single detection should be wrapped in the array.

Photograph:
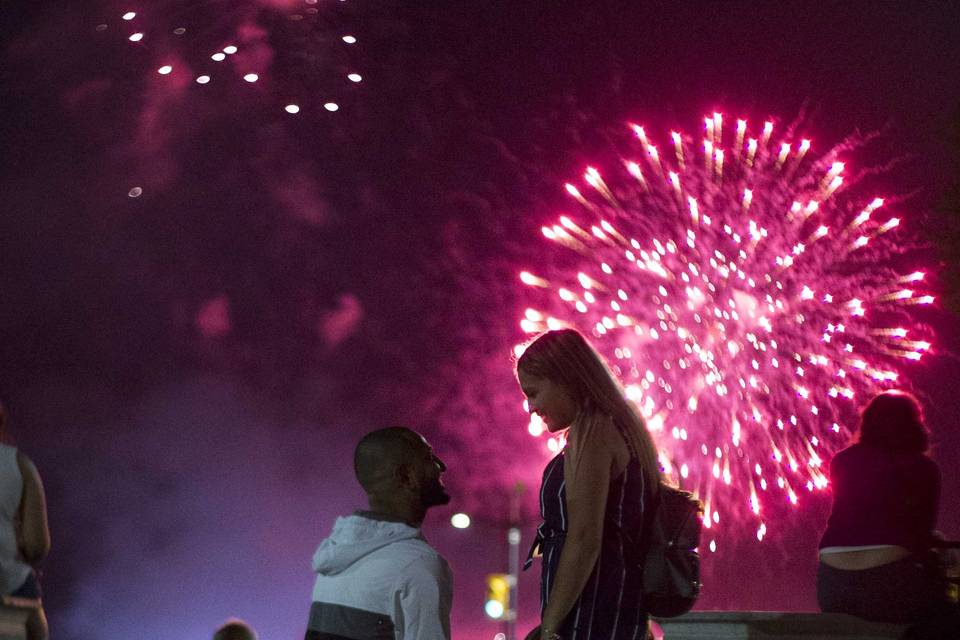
[
  {"x1": 518, "y1": 113, "x2": 936, "y2": 543},
  {"x1": 100, "y1": 3, "x2": 364, "y2": 113}
]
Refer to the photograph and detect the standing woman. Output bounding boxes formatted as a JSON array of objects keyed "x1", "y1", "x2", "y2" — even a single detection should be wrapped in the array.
[
  {"x1": 0, "y1": 402, "x2": 50, "y2": 640},
  {"x1": 817, "y1": 390, "x2": 957, "y2": 633},
  {"x1": 516, "y1": 329, "x2": 660, "y2": 640}
]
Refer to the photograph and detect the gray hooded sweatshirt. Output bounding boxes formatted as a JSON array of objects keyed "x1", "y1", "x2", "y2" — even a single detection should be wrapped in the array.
[{"x1": 307, "y1": 513, "x2": 452, "y2": 640}]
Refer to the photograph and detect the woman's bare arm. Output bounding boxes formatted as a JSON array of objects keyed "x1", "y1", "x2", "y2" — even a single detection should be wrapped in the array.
[
  {"x1": 17, "y1": 452, "x2": 50, "y2": 563},
  {"x1": 539, "y1": 417, "x2": 616, "y2": 638}
]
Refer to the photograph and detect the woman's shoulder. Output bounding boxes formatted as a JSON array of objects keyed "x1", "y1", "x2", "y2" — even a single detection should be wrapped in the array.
[{"x1": 837, "y1": 442, "x2": 937, "y2": 470}]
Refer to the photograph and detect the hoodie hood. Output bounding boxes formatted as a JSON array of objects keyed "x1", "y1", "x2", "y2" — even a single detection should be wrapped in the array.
[{"x1": 312, "y1": 514, "x2": 423, "y2": 576}]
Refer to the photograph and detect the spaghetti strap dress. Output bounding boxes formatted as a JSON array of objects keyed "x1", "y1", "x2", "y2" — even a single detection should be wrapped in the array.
[{"x1": 524, "y1": 436, "x2": 650, "y2": 639}]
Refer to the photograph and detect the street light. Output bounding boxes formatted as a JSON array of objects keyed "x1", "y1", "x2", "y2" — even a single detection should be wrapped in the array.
[{"x1": 485, "y1": 573, "x2": 512, "y2": 620}]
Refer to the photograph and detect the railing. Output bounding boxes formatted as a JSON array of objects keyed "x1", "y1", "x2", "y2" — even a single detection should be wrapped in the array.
[{"x1": 654, "y1": 611, "x2": 907, "y2": 640}]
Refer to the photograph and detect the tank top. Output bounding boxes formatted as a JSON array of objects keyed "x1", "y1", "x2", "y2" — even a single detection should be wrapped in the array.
[
  {"x1": 525, "y1": 440, "x2": 650, "y2": 639},
  {"x1": 0, "y1": 444, "x2": 32, "y2": 594}
]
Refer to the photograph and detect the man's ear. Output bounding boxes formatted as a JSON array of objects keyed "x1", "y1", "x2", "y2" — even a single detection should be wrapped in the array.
[{"x1": 394, "y1": 462, "x2": 415, "y2": 489}]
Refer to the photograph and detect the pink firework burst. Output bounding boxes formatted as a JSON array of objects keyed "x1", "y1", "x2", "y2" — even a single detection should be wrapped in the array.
[{"x1": 517, "y1": 113, "x2": 936, "y2": 548}]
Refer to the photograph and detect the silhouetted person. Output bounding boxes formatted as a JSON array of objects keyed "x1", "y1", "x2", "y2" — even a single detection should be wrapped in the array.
[
  {"x1": 517, "y1": 330, "x2": 660, "y2": 640},
  {"x1": 213, "y1": 618, "x2": 258, "y2": 640},
  {"x1": 0, "y1": 402, "x2": 50, "y2": 640},
  {"x1": 305, "y1": 427, "x2": 452, "y2": 640},
  {"x1": 817, "y1": 390, "x2": 959, "y2": 637}
]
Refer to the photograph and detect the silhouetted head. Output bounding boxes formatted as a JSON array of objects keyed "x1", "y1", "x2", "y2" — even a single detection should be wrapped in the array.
[
  {"x1": 354, "y1": 426, "x2": 449, "y2": 508},
  {"x1": 858, "y1": 390, "x2": 929, "y2": 454},
  {"x1": 213, "y1": 619, "x2": 257, "y2": 640}
]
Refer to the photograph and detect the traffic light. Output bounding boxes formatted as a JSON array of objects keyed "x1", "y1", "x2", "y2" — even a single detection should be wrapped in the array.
[{"x1": 484, "y1": 573, "x2": 511, "y2": 620}]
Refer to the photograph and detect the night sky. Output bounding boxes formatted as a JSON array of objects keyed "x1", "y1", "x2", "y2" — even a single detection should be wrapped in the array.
[{"x1": 2, "y1": 1, "x2": 960, "y2": 638}]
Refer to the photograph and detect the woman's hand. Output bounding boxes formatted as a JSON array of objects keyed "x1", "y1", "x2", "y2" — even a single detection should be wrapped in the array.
[{"x1": 523, "y1": 625, "x2": 541, "y2": 640}]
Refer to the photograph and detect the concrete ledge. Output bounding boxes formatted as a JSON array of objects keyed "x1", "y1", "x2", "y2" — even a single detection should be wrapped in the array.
[
  {"x1": 0, "y1": 596, "x2": 40, "y2": 640},
  {"x1": 655, "y1": 611, "x2": 908, "y2": 640}
]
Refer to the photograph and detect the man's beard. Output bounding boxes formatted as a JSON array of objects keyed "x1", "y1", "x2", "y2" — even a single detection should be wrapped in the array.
[{"x1": 421, "y1": 478, "x2": 451, "y2": 507}]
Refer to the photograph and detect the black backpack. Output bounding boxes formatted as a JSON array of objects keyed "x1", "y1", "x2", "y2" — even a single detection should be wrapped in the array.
[{"x1": 636, "y1": 483, "x2": 703, "y2": 618}]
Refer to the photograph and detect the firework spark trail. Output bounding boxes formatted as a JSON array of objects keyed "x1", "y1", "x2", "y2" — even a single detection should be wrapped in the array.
[
  {"x1": 95, "y1": 1, "x2": 361, "y2": 121},
  {"x1": 518, "y1": 113, "x2": 936, "y2": 550}
]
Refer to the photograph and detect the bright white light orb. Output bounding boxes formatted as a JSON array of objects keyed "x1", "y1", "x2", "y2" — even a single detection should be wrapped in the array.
[
  {"x1": 324, "y1": 102, "x2": 339, "y2": 112},
  {"x1": 450, "y1": 513, "x2": 471, "y2": 529},
  {"x1": 484, "y1": 600, "x2": 505, "y2": 619},
  {"x1": 157, "y1": 65, "x2": 173, "y2": 75},
  {"x1": 285, "y1": 104, "x2": 300, "y2": 114}
]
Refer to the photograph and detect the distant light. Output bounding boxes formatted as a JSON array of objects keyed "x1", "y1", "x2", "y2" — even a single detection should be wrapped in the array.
[
  {"x1": 484, "y1": 600, "x2": 505, "y2": 619},
  {"x1": 196, "y1": 75, "x2": 211, "y2": 84},
  {"x1": 157, "y1": 65, "x2": 173, "y2": 75},
  {"x1": 324, "y1": 102, "x2": 339, "y2": 112},
  {"x1": 284, "y1": 104, "x2": 300, "y2": 114},
  {"x1": 450, "y1": 513, "x2": 471, "y2": 529},
  {"x1": 527, "y1": 415, "x2": 544, "y2": 436},
  {"x1": 211, "y1": 52, "x2": 226, "y2": 62},
  {"x1": 128, "y1": 32, "x2": 144, "y2": 42},
  {"x1": 223, "y1": 45, "x2": 238, "y2": 54},
  {"x1": 342, "y1": 35, "x2": 357, "y2": 44},
  {"x1": 173, "y1": 27, "x2": 186, "y2": 35},
  {"x1": 243, "y1": 73, "x2": 259, "y2": 83},
  {"x1": 128, "y1": 187, "x2": 143, "y2": 198},
  {"x1": 122, "y1": 12, "x2": 136, "y2": 21},
  {"x1": 347, "y1": 73, "x2": 363, "y2": 83},
  {"x1": 96, "y1": 24, "x2": 108, "y2": 32}
]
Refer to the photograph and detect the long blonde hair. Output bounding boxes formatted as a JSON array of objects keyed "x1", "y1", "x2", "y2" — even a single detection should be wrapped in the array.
[{"x1": 516, "y1": 329, "x2": 662, "y2": 490}]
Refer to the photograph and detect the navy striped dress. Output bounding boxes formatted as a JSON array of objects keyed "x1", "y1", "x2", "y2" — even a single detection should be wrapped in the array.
[{"x1": 525, "y1": 438, "x2": 650, "y2": 639}]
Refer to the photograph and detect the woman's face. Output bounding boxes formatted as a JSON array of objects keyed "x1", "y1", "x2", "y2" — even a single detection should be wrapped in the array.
[{"x1": 518, "y1": 368, "x2": 579, "y2": 432}]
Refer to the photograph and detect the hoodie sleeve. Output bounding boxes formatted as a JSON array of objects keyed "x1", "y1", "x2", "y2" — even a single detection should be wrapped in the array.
[{"x1": 396, "y1": 554, "x2": 453, "y2": 640}]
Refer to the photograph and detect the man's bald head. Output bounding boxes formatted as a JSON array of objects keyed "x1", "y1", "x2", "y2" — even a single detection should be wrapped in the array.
[
  {"x1": 354, "y1": 426, "x2": 425, "y2": 494},
  {"x1": 213, "y1": 619, "x2": 257, "y2": 640}
]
